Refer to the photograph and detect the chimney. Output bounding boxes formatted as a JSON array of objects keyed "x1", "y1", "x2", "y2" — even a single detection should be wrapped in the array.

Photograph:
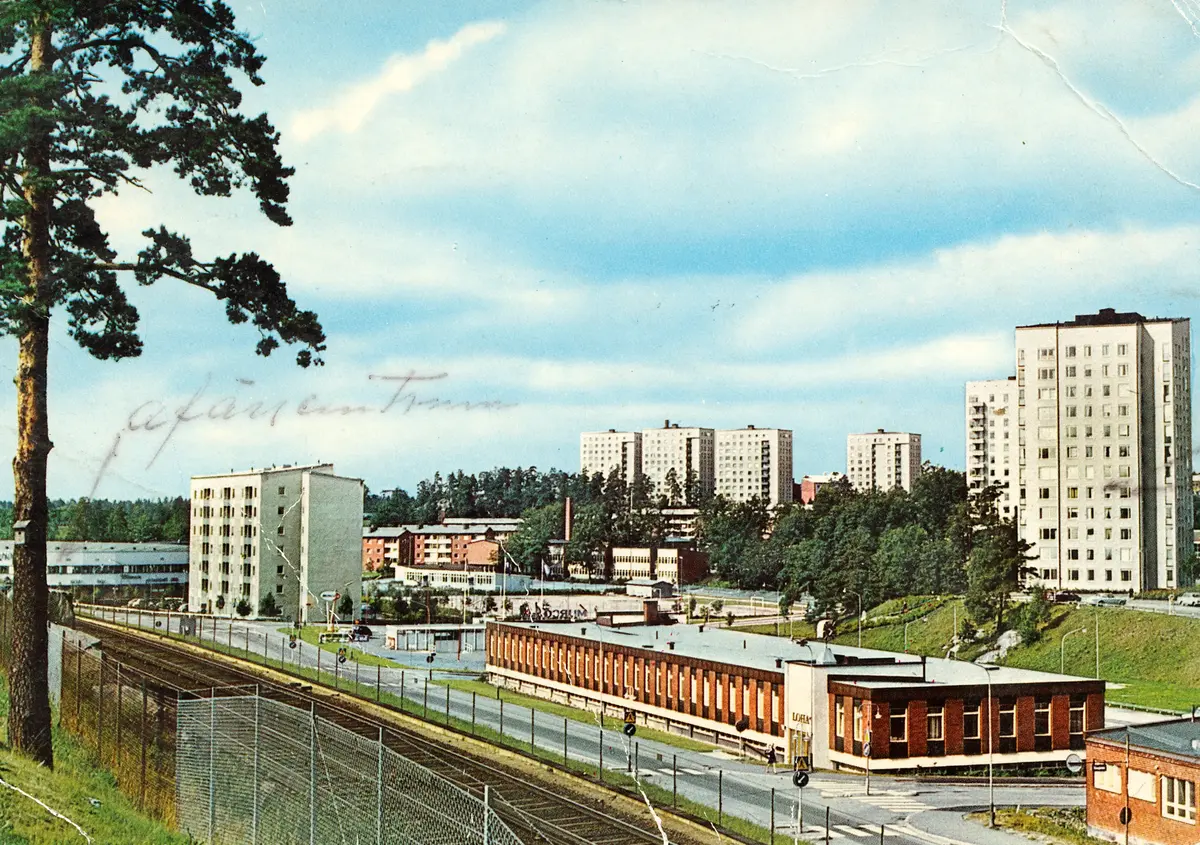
[
  {"x1": 921, "y1": 654, "x2": 927, "y2": 681},
  {"x1": 564, "y1": 497, "x2": 573, "y2": 543},
  {"x1": 664, "y1": 419, "x2": 670, "y2": 428},
  {"x1": 643, "y1": 599, "x2": 657, "y2": 624},
  {"x1": 747, "y1": 424, "x2": 755, "y2": 430},
  {"x1": 877, "y1": 428, "x2": 885, "y2": 434}
]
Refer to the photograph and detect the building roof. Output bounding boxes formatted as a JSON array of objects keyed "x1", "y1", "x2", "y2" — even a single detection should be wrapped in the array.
[
  {"x1": 192, "y1": 462, "x2": 336, "y2": 480},
  {"x1": 1017, "y1": 308, "x2": 1185, "y2": 330},
  {"x1": 495, "y1": 621, "x2": 1089, "y2": 687},
  {"x1": 1089, "y1": 720, "x2": 1200, "y2": 759},
  {"x1": 628, "y1": 578, "x2": 672, "y2": 586},
  {"x1": 364, "y1": 522, "x2": 515, "y2": 538}
]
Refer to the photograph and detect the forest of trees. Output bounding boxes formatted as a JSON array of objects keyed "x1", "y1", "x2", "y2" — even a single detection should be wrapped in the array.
[{"x1": 0, "y1": 499, "x2": 189, "y2": 544}]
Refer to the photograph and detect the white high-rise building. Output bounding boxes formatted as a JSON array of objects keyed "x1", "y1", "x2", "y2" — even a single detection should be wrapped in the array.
[
  {"x1": 641, "y1": 420, "x2": 715, "y2": 503},
  {"x1": 1012, "y1": 309, "x2": 1192, "y2": 592},
  {"x1": 846, "y1": 430, "x2": 922, "y2": 493},
  {"x1": 580, "y1": 429, "x2": 642, "y2": 485},
  {"x1": 187, "y1": 463, "x2": 364, "y2": 622},
  {"x1": 965, "y1": 378, "x2": 1019, "y2": 519},
  {"x1": 715, "y1": 426, "x2": 794, "y2": 507}
]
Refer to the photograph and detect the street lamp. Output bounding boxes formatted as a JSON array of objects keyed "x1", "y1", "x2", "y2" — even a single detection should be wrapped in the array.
[
  {"x1": 1060, "y1": 627, "x2": 1087, "y2": 674},
  {"x1": 974, "y1": 662, "x2": 1001, "y2": 827}
]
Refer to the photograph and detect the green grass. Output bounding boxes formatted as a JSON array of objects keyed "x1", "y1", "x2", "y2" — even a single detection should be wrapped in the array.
[
  {"x1": 742, "y1": 597, "x2": 1200, "y2": 712},
  {"x1": 434, "y1": 678, "x2": 719, "y2": 753},
  {"x1": 0, "y1": 676, "x2": 187, "y2": 845},
  {"x1": 970, "y1": 807, "x2": 1107, "y2": 845}
]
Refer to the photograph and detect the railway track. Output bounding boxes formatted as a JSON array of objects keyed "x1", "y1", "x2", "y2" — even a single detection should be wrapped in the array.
[{"x1": 75, "y1": 618, "x2": 706, "y2": 845}]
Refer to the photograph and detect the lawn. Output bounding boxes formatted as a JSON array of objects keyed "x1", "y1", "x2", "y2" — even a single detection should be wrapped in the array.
[
  {"x1": 969, "y1": 807, "x2": 1108, "y2": 845},
  {"x1": 0, "y1": 676, "x2": 187, "y2": 845}
]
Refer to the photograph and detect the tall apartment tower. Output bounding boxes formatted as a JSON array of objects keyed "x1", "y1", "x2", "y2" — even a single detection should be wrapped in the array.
[
  {"x1": 579, "y1": 429, "x2": 642, "y2": 485},
  {"x1": 641, "y1": 420, "x2": 715, "y2": 502},
  {"x1": 846, "y1": 430, "x2": 922, "y2": 493},
  {"x1": 715, "y1": 426, "x2": 794, "y2": 507},
  {"x1": 187, "y1": 463, "x2": 364, "y2": 623},
  {"x1": 965, "y1": 378, "x2": 1019, "y2": 520},
  {"x1": 1014, "y1": 309, "x2": 1192, "y2": 592}
]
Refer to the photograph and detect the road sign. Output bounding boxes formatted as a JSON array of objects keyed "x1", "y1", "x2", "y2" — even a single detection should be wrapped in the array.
[
  {"x1": 319, "y1": 590, "x2": 337, "y2": 602},
  {"x1": 862, "y1": 742, "x2": 872, "y2": 757},
  {"x1": 1118, "y1": 807, "x2": 1132, "y2": 825},
  {"x1": 1065, "y1": 753, "x2": 1084, "y2": 775},
  {"x1": 792, "y1": 770, "x2": 809, "y2": 789},
  {"x1": 623, "y1": 723, "x2": 637, "y2": 737}
]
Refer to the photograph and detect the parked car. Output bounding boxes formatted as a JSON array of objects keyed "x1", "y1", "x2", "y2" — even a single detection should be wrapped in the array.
[
  {"x1": 1082, "y1": 594, "x2": 1127, "y2": 607},
  {"x1": 348, "y1": 624, "x2": 373, "y2": 642},
  {"x1": 1051, "y1": 591, "x2": 1081, "y2": 604},
  {"x1": 1176, "y1": 593, "x2": 1200, "y2": 607}
]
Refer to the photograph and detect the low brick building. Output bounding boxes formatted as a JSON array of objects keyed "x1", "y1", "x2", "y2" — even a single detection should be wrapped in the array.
[
  {"x1": 485, "y1": 620, "x2": 1104, "y2": 770},
  {"x1": 1087, "y1": 720, "x2": 1200, "y2": 845}
]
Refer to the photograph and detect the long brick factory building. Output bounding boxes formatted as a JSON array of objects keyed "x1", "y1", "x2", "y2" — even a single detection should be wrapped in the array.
[{"x1": 485, "y1": 613, "x2": 1106, "y2": 772}]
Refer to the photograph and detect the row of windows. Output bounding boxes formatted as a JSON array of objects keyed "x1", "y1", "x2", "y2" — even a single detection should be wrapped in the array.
[
  {"x1": 1094, "y1": 767, "x2": 1195, "y2": 824},
  {"x1": 1044, "y1": 344, "x2": 1130, "y2": 359},
  {"x1": 836, "y1": 697, "x2": 1086, "y2": 746}
]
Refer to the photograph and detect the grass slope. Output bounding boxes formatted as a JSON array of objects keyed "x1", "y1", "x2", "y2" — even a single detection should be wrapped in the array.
[
  {"x1": 0, "y1": 678, "x2": 187, "y2": 845},
  {"x1": 746, "y1": 597, "x2": 1200, "y2": 712}
]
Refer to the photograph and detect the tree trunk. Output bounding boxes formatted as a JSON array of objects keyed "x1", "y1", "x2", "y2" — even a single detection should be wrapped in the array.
[{"x1": 10, "y1": 18, "x2": 54, "y2": 768}]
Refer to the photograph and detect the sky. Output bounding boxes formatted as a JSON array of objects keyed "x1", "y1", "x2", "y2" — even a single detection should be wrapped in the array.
[{"x1": 3, "y1": 0, "x2": 1200, "y2": 500}]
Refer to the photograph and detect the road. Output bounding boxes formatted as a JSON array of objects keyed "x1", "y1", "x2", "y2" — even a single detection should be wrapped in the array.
[{"x1": 83, "y1": 606, "x2": 1084, "y2": 845}]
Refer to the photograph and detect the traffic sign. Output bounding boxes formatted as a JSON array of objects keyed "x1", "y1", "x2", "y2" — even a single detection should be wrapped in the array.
[
  {"x1": 1118, "y1": 807, "x2": 1132, "y2": 825},
  {"x1": 623, "y1": 723, "x2": 637, "y2": 737},
  {"x1": 1065, "y1": 753, "x2": 1083, "y2": 775},
  {"x1": 319, "y1": 590, "x2": 337, "y2": 602},
  {"x1": 862, "y1": 742, "x2": 872, "y2": 757},
  {"x1": 792, "y1": 770, "x2": 809, "y2": 789}
]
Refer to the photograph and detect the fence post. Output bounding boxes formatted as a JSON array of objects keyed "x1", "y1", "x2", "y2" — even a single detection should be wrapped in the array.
[
  {"x1": 672, "y1": 754, "x2": 677, "y2": 808},
  {"x1": 563, "y1": 717, "x2": 568, "y2": 766},
  {"x1": 598, "y1": 727, "x2": 603, "y2": 783},
  {"x1": 483, "y1": 784, "x2": 490, "y2": 845},
  {"x1": 309, "y1": 703, "x2": 317, "y2": 845},
  {"x1": 245, "y1": 624, "x2": 249, "y2": 653},
  {"x1": 825, "y1": 807, "x2": 830, "y2": 844},
  {"x1": 208, "y1": 691, "x2": 216, "y2": 845},
  {"x1": 445, "y1": 684, "x2": 450, "y2": 724},
  {"x1": 376, "y1": 664, "x2": 381, "y2": 703},
  {"x1": 635, "y1": 740, "x2": 639, "y2": 779},
  {"x1": 472, "y1": 693, "x2": 477, "y2": 735},
  {"x1": 115, "y1": 664, "x2": 123, "y2": 772},
  {"x1": 423, "y1": 679, "x2": 428, "y2": 719},
  {"x1": 252, "y1": 690, "x2": 260, "y2": 845},
  {"x1": 335, "y1": 651, "x2": 340, "y2": 690},
  {"x1": 530, "y1": 707, "x2": 535, "y2": 750},
  {"x1": 57, "y1": 629, "x2": 64, "y2": 727},
  {"x1": 97, "y1": 653, "x2": 105, "y2": 764},
  {"x1": 227, "y1": 618, "x2": 232, "y2": 649},
  {"x1": 500, "y1": 698, "x2": 504, "y2": 736},
  {"x1": 75, "y1": 645, "x2": 82, "y2": 726},
  {"x1": 770, "y1": 788, "x2": 775, "y2": 845},
  {"x1": 376, "y1": 727, "x2": 384, "y2": 845},
  {"x1": 139, "y1": 682, "x2": 147, "y2": 811},
  {"x1": 880, "y1": 825, "x2": 884, "y2": 845},
  {"x1": 355, "y1": 660, "x2": 360, "y2": 694},
  {"x1": 718, "y1": 769, "x2": 723, "y2": 826},
  {"x1": 316, "y1": 646, "x2": 321, "y2": 679}
]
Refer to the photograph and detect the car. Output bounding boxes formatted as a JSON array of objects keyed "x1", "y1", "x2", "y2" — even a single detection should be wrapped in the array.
[
  {"x1": 1051, "y1": 591, "x2": 1081, "y2": 604},
  {"x1": 348, "y1": 624, "x2": 373, "y2": 642},
  {"x1": 1176, "y1": 593, "x2": 1200, "y2": 607},
  {"x1": 1082, "y1": 594, "x2": 1127, "y2": 607}
]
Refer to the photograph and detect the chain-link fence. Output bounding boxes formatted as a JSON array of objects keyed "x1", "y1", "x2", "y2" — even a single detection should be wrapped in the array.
[
  {"x1": 59, "y1": 634, "x2": 178, "y2": 825},
  {"x1": 176, "y1": 693, "x2": 525, "y2": 845}
]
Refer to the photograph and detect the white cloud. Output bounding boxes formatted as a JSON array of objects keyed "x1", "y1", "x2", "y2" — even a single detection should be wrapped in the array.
[{"x1": 291, "y1": 21, "x2": 507, "y2": 141}]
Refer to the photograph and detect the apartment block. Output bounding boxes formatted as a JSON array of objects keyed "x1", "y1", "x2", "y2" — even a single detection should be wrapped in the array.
[
  {"x1": 715, "y1": 426, "x2": 794, "y2": 507},
  {"x1": 1013, "y1": 309, "x2": 1192, "y2": 592},
  {"x1": 580, "y1": 429, "x2": 642, "y2": 485},
  {"x1": 846, "y1": 430, "x2": 922, "y2": 493},
  {"x1": 641, "y1": 420, "x2": 715, "y2": 503},
  {"x1": 188, "y1": 463, "x2": 364, "y2": 622},
  {"x1": 966, "y1": 378, "x2": 1019, "y2": 519}
]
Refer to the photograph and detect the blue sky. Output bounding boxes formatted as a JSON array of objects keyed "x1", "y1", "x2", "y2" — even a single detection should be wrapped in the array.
[{"x1": 4, "y1": 0, "x2": 1200, "y2": 499}]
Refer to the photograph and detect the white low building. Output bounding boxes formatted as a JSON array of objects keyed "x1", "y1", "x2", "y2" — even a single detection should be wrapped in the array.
[
  {"x1": 0, "y1": 542, "x2": 187, "y2": 601},
  {"x1": 394, "y1": 565, "x2": 531, "y2": 593}
]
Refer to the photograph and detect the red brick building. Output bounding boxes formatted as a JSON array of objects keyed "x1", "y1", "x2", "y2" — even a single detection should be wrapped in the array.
[
  {"x1": 1087, "y1": 720, "x2": 1200, "y2": 844},
  {"x1": 362, "y1": 520, "x2": 520, "y2": 573},
  {"x1": 486, "y1": 620, "x2": 1105, "y2": 769}
]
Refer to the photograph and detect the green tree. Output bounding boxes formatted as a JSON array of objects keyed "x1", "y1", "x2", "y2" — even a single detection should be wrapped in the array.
[
  {"x1": 0, "y1": 0, "x2": 324, "y2": 765},
  {"x1": 664, "y1": 468, "x2": 682, "y2": 507},
  {"x1": 565, "y1": 502, "x2": 607, "y2": 580},
  {"x1": 505, "y1": 502, "x2": 563, "y2": 574},
  {"x1": 337, "y1": 593, "x2": 354, "y2": 619},
  {"x1": 258, "y1": 592, "x2": 279, "y2": 618},
  {"x1": 235, "y1": 598, "x2": 252, "y2": 618},
  {"x1": 103, "y1": 507, "x2": 130, "y2": 543},
  {"x1": 964, "y1": 520, "x2": 1035, "y2": 634}
]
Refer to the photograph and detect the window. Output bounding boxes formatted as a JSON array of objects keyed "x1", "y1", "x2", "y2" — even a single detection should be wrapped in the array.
[
  {"x1": 926, "y1": 705, "x2": 944, "y2": 741},
  {"x1": 962, "y1": 701, "x2": 981, "y2": 739},
  {"x1": 835, "y1": 699, "x2": 845, "y2": 739},
  {"x1": 1064, "y1": 345, "x2": 1076, "y2": 358},
  {"x1": 278, "y1": 506, "x2": 285, "y2": 515},
  {"x1": 1041, "y1": 528, "x2": 1057, "y2": 540},
  {"x1": 1163, "y1": 776, "x2": 1196, "y2": 822},
  {"x1": 1094, "y1": 765, "x2": 1122, "y2": 794},
  {"x1": 999, "y1": 699, "x2": 1016, "y2": 738},
  {"x1": 1034, "y1": 699, "x2": 1051, "y2": 736},
  {"x1": 1063, "y1": 366, "x2": 1075, "y2": 378},
  {"x1": 1117, "y1": 343, "x2": 1127, "y2": 356},
  {"x1": 890, "y1": 705, "x2": 907, "y2": 743},
  {"x1": 278, "y1": 485, "x2": 285, "y2": 495},
  {"x1": 853, "y1": 699, "x2": 864, "y2": 742}
]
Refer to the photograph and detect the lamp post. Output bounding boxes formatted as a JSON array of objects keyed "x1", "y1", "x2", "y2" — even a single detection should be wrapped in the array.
[
  {"x1": 974, "y1": 662, "x2": 1001, "y2": 827},
  {"x1": 1060, "y1": 627, "x2": 1087, "y2": 674}
]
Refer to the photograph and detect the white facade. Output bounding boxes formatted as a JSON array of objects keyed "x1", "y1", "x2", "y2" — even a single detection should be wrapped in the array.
[
  {"x1": 641, "y1": 421, "x2": 715, "y2": 502},
  {"x1": 580, "y1": 429, "x2": 642, "y2": 485},
  {"x1": 846, "y1": 430, "x2": 922, "y2": 493},
  {"x1": 187, "y1": 463, "x2": 364, "y2": 622},
  {"x1": 1012, "y1": 310, "x2": 1193, "y2": 592},
  {"x1": 965, "y1": 378, "x2": 1019, "y2": 519},
  {"x1": 395, "y1": 565, "x2": 531, "y2": 593},
  {"x1": 715, "y1": 426, "x2": 794, "y2": 507},
  {"x1": 0, "y1": 542, "x2": 187, "y2": 596}
]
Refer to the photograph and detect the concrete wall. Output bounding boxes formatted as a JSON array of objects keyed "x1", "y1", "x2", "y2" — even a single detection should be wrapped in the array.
[{"x1": 301, "y1": 471, "x2": 364, "y2": 624}]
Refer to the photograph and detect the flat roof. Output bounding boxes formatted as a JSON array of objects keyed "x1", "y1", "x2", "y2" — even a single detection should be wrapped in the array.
[
  {"x1": 496, "y1": 622, "x2": 1088, "y2": 687},
  {"x1": 1090, "y1": 720, "x2": 1200, "y2": 759},
  {"x1": 1017, "y1": 308, "x2": 1185, "y2": 329}
]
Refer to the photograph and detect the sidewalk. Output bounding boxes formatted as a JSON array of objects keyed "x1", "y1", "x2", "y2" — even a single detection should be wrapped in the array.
[{"x1": 906, "y1": 808, "x2": 1037, "y2": 845}]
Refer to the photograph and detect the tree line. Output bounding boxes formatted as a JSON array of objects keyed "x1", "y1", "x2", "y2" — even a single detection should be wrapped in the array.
[{"x1": 0, "y1": 499, "x2": 189, "y2": 544}]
